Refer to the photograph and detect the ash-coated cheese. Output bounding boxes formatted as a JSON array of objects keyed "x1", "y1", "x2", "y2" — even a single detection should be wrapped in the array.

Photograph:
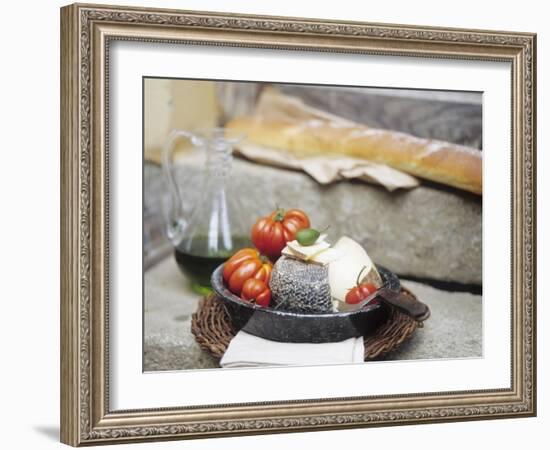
[{"x1": 269, "y1": 256, "x2": 333, "y2": 314}]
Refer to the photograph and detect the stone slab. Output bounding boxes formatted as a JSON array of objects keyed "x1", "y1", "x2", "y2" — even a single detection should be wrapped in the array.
[
  {"x1": 145, "y1": 154, "x2": 482, "y2": 284},
  {"x1": 143, "y1": 256, "x2": 218, "y2": 372}
]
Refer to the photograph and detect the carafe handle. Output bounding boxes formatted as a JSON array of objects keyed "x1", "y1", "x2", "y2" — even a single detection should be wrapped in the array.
[{"x1": 162, "y1": 129, "x2": 196, "y2": 244}]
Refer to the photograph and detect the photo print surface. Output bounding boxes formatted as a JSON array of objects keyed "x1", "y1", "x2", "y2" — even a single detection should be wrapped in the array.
[{"x1": 142, "y1": 79, "x2": 482, "y2": 372}]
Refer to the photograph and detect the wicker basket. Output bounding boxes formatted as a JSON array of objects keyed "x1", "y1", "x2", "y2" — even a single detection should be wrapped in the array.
[{"x1": 192, "y1": 287, "x2": 423, "y2": 361}]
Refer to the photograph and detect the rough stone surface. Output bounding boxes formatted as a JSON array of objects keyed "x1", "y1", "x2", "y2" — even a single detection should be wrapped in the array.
[
  {"x1": 146, "y1": 153, "x2": 481, "y2": 284},
  {"x1": 378, "y1": 280, "x2": 482, "y2": 360},
  {"x1": 144, "y1": 255, "x2": 218, "y2": 372},
  {"x1": 143, "y1": 256, "x2": 482, "y2": 371}
]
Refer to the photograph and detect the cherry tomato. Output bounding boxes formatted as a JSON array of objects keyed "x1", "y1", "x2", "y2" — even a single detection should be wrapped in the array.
[
  {"x1": 241, "y1": 278, "x2": 271, "y2": 307},
  {"x1": 345, "y1": 266, "x2": 379, "y2": 305},
  {"x1": 251, "y1": 208, "x2": 310, "y2": 260},
  {"x1": 345, "y1": 283, "x2": 377, "y2": 304},
  {"x1": 223, "y1": 248, "x2": 272, "y2": 295}
]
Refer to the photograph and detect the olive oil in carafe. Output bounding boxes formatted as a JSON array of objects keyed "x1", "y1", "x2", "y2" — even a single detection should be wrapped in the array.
[
  {"x1": 174, "y1": 236, "x2": 249, "y2": 295},
  {"x1": 163, "y1": 129, "x2": 249, "y2": 295}
]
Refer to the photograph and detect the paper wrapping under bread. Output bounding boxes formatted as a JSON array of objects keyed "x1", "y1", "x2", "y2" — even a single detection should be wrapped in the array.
[
  {"x1": 226, "y1": 88, "x2": 482, "y2": 195},
  {"x1": 235, "y1": 143, "x2": 420, "y2": 191}
]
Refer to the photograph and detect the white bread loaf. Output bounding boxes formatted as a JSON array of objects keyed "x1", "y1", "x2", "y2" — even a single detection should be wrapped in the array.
[{"x1": 226, "y1": 117, "x2": 482, "y2": 195}]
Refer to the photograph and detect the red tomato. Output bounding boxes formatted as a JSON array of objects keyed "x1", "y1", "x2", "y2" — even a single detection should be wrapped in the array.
[
  {"x1": 345, "y1": 283, "x2": 377, "y2": 304},
  {"x1": 241, "y1": 278, "x2": 271, "y2": 307},
  {"x1": 223, "y1": 248, "x2": 272, "y2": 295},
  {"x1": 251, "y1": 208, "x2": 310, "y2": 260},
  {"x1": 253, "y1": 262, "x2": 272, "y2": 284}
]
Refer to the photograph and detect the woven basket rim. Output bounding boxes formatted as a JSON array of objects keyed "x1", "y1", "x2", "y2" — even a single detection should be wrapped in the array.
[{"x1": 192, "y1": 290, "x2": 422, "y2": 363}]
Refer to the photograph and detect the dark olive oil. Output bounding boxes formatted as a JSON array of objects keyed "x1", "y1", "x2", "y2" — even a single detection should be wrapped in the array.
[{"x1": 174, "y1": 236, "x2": 249, "y2": 294}]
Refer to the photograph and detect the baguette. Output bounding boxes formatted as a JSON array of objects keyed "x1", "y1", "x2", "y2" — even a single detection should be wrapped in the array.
[{"x1": 226, "y1": 117, "x2": 482, "y2": 195}]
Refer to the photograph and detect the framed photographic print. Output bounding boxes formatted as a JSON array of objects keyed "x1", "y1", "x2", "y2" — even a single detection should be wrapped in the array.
[{"x1": 60, "y1": 3, "x2": 537, "y2": 446}]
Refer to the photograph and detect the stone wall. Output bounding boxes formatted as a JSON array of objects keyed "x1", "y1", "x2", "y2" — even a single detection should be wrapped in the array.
[{"x1": 146, "y1": 156, "x2": 482, "y2": 285}]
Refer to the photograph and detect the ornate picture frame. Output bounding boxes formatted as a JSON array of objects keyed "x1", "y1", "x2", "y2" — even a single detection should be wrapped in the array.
[{"x1": 60, "y1": 3, "x2": 536, "y2": 446}]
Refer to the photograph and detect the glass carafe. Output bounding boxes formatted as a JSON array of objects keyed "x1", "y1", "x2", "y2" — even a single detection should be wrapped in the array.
[{"x1": 162, "y1": 128, "x2": 249, "y2": 294}]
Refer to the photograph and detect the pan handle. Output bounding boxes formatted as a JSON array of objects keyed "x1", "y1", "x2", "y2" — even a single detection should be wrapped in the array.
[{"x1": 378, "y1": 287, "x2": 431, "y2": 321}]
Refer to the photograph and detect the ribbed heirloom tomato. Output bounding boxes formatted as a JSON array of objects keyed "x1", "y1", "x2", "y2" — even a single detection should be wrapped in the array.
[
  {"x1": 241, "y1": 278, "x2": 271, "y2": 307},
  {"x1": 251, "y1": 208, "x2": 310, "y2": 260},
  {"x1": 222, "y1": 248, "x2": 272, "y2": 296}
]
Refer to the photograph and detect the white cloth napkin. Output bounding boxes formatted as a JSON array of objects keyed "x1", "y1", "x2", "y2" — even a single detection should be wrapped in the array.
[{"x1": 220, "y1": 331, "x2": 364, "y2": 368}]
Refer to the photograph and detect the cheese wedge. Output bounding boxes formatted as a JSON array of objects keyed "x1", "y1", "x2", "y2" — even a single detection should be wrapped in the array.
[
  {"x1": 283, "y1": 246, "x2": 342, "y2": 266},
  {"x1": 309, "y1": 247, "x2": 342, "y2": 265},
  {"x1": 286, "y1": 236, "x2": 330, "y2": 260}
]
